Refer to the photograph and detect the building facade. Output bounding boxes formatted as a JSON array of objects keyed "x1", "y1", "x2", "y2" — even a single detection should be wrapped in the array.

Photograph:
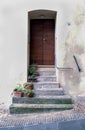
[{"x1": 0, "y1": 0, "x2": 85, "y2": 106}]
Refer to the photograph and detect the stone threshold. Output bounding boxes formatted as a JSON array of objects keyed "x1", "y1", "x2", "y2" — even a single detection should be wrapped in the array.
[{"x1": 38, "y1": 65, "x2": 55, "y2": 68}]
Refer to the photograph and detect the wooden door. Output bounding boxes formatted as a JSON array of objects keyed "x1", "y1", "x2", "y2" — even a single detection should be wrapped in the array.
[{"x1": 30, "y1": 19, "x2": 55, "y2": 65}]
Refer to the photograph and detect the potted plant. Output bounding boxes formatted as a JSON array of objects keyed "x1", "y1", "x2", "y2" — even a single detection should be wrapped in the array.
[
  {"x1": 28, "y1": 64, "x2": 39, "y2": 76},
  {"x1": 28, "y1": 67, "x2": 37, "y2": 76},
  {"x1": 25, "y1": 89, "x2": 34, "y2": 97},
  {"x1": 30, "y1": 63, "x2": 38, "y2": 70},
  {"x1": 13, "y1": 84, "x2": 24, "y2": 97},
  {"x1": 23, "y1": 82, "x2": 34, "y2": 90},
  {"x1": 28, "y1": 75, "x2": 37, "y2": 82},
  {"x1": 33, "y1": 70, "x2": 40, "y2": 76}
]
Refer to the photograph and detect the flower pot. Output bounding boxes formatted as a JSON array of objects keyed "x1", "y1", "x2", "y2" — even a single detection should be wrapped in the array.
[
  {"x1": 24, "y1": 84, "x2": 34, "y2": 90},
  {"x1": 28, "y1": 93, "x2": 34, "y2": 97},
  {"x1": 34, "y1": 72, "x2": 40, "y2": 76},
  {"x1": 14, "y1": 92, "x2": 24, "y2": 97},
  {"x1": 28, "y1": 85, "x2": 34, "y2": 89},
  {"x1": 27, "y1": 79, "x2": 37, "y2": 82}
]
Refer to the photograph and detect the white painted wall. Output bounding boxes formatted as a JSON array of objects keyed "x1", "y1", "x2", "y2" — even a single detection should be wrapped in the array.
[{"x1": 0, "y1": 0, "x2": 85, "y2": 106}]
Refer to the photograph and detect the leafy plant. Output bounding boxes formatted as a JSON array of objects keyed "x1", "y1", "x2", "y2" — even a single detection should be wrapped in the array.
[
  {"x1": 13, "y1": 84, "x2": 24, "y2": 97},
  {"x1": 30, "y1": 63, "x2": 38, "y2": 69},
  {"x1": 13, "y1": 84, "x2": 23, "y2": 92},
  {"x1": 25, "y1": 89, "x2": 34, "y2": 97},
  {"x1": 28, "y1": 75, "x2": 36, "y2": 80},
  {"x1": 23, "y1": 82, "x2": 30, "y2": 87},
  {"x1": 25, "y1": 89, "x2": 34, "y2": 94},
  {"x1": 28, "y1": 67, "x2": 37, "y2": 76},
  {"x1": 23, "y1": 82, "x2": 34, "y2": 89}
]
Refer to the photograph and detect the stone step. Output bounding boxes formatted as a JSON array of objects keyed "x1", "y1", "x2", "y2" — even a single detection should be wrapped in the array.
[
  {"x1": 10, "y1": 67, "x2": 73, "y2": 114},
  {"x1": 35, "y1": 88, "x2": 64, "y2": 96},
  {"x1": 37, "y1": 76, "x2": 57, "y2": 82},
  {"x1": 38, "y1": 65, "x2": 55, "y2": 68},
  {"x1": 34, "y1": 82, "x2": 60, "y2": 88},
  {"x1": 12, "y1": 95, "x2": 73, "y2": 104},
  {"x1": 10, "y1": 103, "x2": 73, "y2": 114},
  {"x1": 39, "y1": 70, "x2": 56, "y2": 76}
]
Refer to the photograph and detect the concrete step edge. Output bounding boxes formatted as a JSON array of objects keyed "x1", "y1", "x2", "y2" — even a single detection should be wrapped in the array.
[
  {"x1": 12, "y1": 96, "x2": 73, "y2": 104},
  {"x1": 10, "y1": 104, "x2": 73, "y2": 108},
  {"x1": 36, "y1": 95, "x2": 71, "y2": 99},
  {"x1": 13, "y1": 95, "x2": 71, "y2": 99},
  {"x1": 38, "y1": 75, "x2": 56, "y2": 78},
  {"x1": 38, "y1": 65, "x2": 55, "y2": 68},
  {"x1": 35, "y1": 88, "x2": 63, "y2": 91},
  {"x1": 34, "y1": 82, "x2": 59, "y2": 84},
  {"x1": 38, "y1": 68, "x2": 55, "y2": 71}
]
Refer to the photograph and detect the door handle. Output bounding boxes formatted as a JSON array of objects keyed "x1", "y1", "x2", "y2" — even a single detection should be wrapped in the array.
[{"x1": 43, "y1": 38, "x2": 46, "y2": 41}]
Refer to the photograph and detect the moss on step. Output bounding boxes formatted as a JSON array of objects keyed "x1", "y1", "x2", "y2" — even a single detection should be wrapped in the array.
[
  {"x1": 12, "y1": 97, "x2": 73, "y2": 104},
  {"x1": 10, "y1": 104, "x2": 73, "y2": 114}
]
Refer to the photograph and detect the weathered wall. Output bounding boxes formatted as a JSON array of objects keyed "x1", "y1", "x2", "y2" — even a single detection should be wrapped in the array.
[
  {"x1": 58, "y1": 1, "x2": 85, "y2": 95},
  {"x1": 0, "y1": 0, "x2": 85, "y2": 106}
]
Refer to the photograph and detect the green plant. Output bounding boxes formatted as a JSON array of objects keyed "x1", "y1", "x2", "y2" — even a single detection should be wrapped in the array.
[
  {"x1": 13, "y1": 84, "x2": 23, "y2": 92},
  {"x1": 23, "y1": 82, "x2": 30, "y2": 87},
  {"x1": 23, "y1": 82, "x2": 34, "y2": 89},
  {"x1": 13, "y1": 84, "x2": 24, "y2": 97},
  {"x1": 25, "y1": 89, "x2": 34, "y2": 97},
  {"x1": 28, "y1": 67, "x2": 37, "y2": 76},
  {"x1": 28, "y1": 75, "x2": 36, "y2": 80},
  {"x1": 30, "y1": 63, "x2": 38, "y2": 69}
]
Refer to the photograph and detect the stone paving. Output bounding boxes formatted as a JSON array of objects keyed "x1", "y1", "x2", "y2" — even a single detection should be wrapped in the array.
[{"x1": 0, "y1": 96, "x2": 85, "y2": 128}]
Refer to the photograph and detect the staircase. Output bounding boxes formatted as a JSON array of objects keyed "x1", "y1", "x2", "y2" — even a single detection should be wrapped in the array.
[{"x1": 10, "y1": 68, "x2": 73, "y2": 114}]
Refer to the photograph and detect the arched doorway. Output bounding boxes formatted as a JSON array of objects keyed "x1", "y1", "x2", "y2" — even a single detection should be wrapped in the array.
[{"x1": 28, "y1": 10, "x2": 57, "y2": 65}]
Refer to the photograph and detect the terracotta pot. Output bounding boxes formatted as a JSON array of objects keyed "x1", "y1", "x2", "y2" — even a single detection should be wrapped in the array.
[
  {"x1": 34, "y1": 72, "x2": 40, "y2": 76},
  {"x1": 14, "y1": 92, "x2": 24, "y2": 97},
  {"x1": 28, "y1": 85, "x2": 34, "y2": 90},
  {"x1": 28, "y1": 93, "x2": 34, "y2": 97},
  {"x1": 27, "y1": 79, "x2": 37, "y2": 82},
  {"x1": 24, "y1": 85, "x2": 34, "y2": 90}
]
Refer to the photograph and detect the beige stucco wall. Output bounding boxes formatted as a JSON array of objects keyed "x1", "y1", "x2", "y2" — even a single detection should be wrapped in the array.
[
  {"x1": 58, "y1": 1, "x2": 85, "y2": 95},
  {"x1": 0, "y1": 0, "x2": 85, "y2": 106}
]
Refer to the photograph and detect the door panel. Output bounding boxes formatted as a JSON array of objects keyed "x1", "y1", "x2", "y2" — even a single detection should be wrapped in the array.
[{"x1": 30, "y1": 19, "x2": 55, "y2": 65}]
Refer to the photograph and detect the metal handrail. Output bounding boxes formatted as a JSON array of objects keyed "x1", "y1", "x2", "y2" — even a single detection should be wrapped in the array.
[
  {"x1": 55, "y1": 57, "x2": 73, "y2": 70},
  {"x1": 56, "y1": 66, "x2": 73, "y2": 70},
  {"x1": 73, "y1": 55, "x2": 81, "y2": 72},
  {"x1": 56, "y1": 55, "x2": 82, "y2": 72}
]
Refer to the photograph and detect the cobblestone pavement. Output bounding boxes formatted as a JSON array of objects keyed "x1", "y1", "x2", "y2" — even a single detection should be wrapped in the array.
[{"x1": 0, "y1": 96, "x2": 85, "y2": 128}]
